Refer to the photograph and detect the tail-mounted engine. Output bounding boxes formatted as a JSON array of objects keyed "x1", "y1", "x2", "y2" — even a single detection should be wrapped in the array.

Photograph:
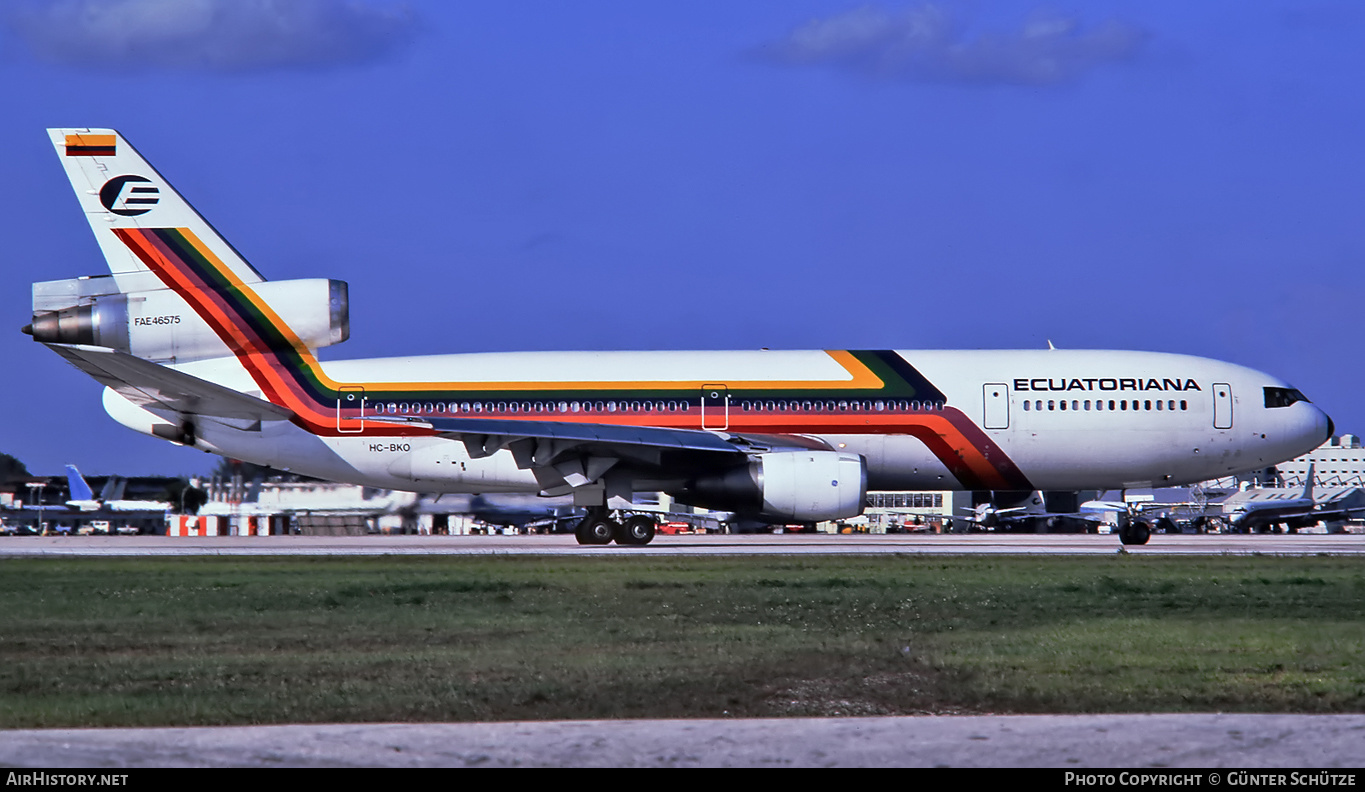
[{"x1": 26, "y1": 272, "x2": 348, "y2": 363}]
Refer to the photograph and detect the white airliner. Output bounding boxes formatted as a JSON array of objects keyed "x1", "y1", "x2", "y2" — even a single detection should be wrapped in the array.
[
  {"x1": 26, "y1": 129, "x2": 1333, "y2": 546},
  {"x1": 64, "y1": 465, "x2": 169, "y2": 513}
]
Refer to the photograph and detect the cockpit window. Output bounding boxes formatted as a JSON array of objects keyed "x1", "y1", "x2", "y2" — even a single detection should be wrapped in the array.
[{"x1": 1264, "y1": 387, "x2": 1309, "y2": 408}]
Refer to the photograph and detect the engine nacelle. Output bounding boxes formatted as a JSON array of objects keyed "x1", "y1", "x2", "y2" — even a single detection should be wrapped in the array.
[
  {"x1": 689, "y1": 450, "x2": 867, "y2": 523},
  {"x1": 28, "y1": 274, "x2": 348, "y2": 364}
]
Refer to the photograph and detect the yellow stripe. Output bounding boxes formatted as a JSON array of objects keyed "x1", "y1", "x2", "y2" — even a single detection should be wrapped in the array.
[{"x1": 179, "y1": 228, "x2": 888, "y2": 395}]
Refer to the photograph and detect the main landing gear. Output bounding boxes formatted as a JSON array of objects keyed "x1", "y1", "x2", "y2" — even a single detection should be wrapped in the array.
[
  {"x1": 1118, "y1": 519, "x2": 1151, "y2": 546},
  {"x1": 574, "y1": 510, "x2": 657, "y2": 546}
]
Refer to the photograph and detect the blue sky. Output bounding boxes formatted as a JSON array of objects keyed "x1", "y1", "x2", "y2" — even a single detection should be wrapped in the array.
[{"x1": 1, "y1": 0, "x2": 1362, "y2": 477}]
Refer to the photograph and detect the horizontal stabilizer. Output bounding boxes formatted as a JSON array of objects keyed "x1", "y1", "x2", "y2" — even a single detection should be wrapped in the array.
[{"x1": 45, "y1": 343, "x2": 294, "y2": 423}]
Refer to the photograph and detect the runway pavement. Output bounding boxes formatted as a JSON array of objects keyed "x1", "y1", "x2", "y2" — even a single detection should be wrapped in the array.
[
  {"x1": 0, "y1": 531, "x2": 1361, "y2": 557},
  {"x1": 4, "y1": 531, "x2": 1361, "y2": 768},
  {"x1": 3, "y1": 714, "x2": 1364, "y2": 768}
]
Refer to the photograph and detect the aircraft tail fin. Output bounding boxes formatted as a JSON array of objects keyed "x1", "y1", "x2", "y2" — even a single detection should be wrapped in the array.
[
  {"x1": 47, "y1": 128, "x2": 265, "y2": 284},
  {"x1": 1302, "y1": 463, "x2": 1315, "y2": 501},
  {"x1": 32, "y1": 129, "x2": 349, "y2": 367},
  {"x1": 104, "y1": 477, "x2": 128, "y2": 501},
  {"x1": 65, "y1": 465, "x2": 94, "y2": 502}
]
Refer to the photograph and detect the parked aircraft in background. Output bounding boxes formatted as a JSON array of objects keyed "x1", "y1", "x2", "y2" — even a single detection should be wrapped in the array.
[
  {"x1": 64, "y1": 465, "x2": 170, "y2": 513},
  {"x1": 1221, "y1": 465, "x2": 1365, "y2": 532},
  {"x1": 941, "y1": 492, "x2": 1130, "y2": 537},
  {"x1": 461, "y1": 494, "x2": 583, "y2": 532},
  {"x1": 27, "y1": 129, "x2": 1333, "y2": 546}
]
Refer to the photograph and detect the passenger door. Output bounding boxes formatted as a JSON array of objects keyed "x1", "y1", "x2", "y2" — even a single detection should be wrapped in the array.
[
  {"x1": 337, "y1": 385, "x2": 366, "y2": 433},
  {"x1": 701, "y1": 385, "x2": 729, "y2": 430},
  {"x1": 983, "y1": 383, "x2": 1010, "y2": 430},
  {"x1": 1213, "y1": 383, "x2": 1233, "y2": 430}
]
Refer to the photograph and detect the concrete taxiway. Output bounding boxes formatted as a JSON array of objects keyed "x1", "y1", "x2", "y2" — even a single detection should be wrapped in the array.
[
  {"x1": 3, "y1": 714, "x2": 1364, "y2": 768},
  {"x1": 0, "y1": 532, "x2": 1361, "y2": 557}
]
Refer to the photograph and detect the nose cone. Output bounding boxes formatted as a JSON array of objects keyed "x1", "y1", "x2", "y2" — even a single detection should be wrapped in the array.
[
  {"x1": 1304, "y1": 404, "x2": 1333, "y2": 450},
  {"x1": 1255, "y1": 400, "x2": 1334, "y2": 474}
]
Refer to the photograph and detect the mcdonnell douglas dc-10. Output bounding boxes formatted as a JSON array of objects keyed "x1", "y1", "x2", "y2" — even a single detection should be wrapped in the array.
[{"x1": 25, "y1": 129, "x2": 1333, "y2": 545}]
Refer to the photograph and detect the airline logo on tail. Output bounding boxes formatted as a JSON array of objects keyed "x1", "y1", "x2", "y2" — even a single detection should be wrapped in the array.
[{"x1": 99, "y1": 175, "x2": 160, "y2": 216}]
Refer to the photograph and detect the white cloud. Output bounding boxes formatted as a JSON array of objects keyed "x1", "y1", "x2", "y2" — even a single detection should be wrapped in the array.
[
  {"x1": 7, "y1": 0, "x2": 419, "y2": 71},
  {"x1": 757, "y1": 4, "x2": 1148, "y2": 86}
]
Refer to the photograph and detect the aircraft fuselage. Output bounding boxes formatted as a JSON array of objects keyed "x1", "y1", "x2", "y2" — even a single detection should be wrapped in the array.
[{"x1": 100, "y1": 347, "x2": 1331, "y2": 498}]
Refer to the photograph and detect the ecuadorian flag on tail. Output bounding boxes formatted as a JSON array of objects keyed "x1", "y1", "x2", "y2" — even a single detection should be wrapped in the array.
[{"x1": 64, "y1": 133, "x2": 116, "y2": 157}]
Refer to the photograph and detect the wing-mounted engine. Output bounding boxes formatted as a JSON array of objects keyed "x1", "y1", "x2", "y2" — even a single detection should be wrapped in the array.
[
  {"x1": 685, "y1": 450, "x2": 868, "y2": 523},
  {"x1": 26, "y1": 273, "x2": 348, "y2": 364}
]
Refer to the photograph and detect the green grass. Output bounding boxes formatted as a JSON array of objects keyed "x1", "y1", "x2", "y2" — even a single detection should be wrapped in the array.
[{"x1": 0, "y1": 555, "x2": 1362, "y2": 727}]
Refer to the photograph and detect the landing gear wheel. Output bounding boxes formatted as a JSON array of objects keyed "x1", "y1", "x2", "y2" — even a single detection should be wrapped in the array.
[
  {"x1": 1119, "y1": 520, "x2": 1151, "y2": 546},
  {"x1": 575, "y1": 516, "x2": 616, "y2": 545},
  {"x1": 615, "y1": 515, "x2": 657, "y2": 546}
]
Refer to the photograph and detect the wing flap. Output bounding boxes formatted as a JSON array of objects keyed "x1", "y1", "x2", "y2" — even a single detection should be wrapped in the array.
[
  {"x1": 45, "y1": 343, "x2": 294, "y2": 422},
  {"x1": 371, "y1": 414, "x2": 747, "y2": 455}
]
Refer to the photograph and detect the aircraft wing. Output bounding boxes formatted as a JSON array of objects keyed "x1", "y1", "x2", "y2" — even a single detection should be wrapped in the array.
[
  {"x1": 952, "y1": 508, "x2": 1108, "y2": 527},
  {"x1": 371, "y1": 414, "x2": 831, "y2": 495},
  {"x1": 44, "y1": 343, "x2": 295, "y2": 422},
  {"x1": 1307, "y1": 504, "x2": 1365, "y2": 522}
]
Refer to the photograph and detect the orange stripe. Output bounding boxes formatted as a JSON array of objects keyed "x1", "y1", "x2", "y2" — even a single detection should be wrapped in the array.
[{"x1": 66, "y1": 134, "x2": 115, "y2": 147}]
